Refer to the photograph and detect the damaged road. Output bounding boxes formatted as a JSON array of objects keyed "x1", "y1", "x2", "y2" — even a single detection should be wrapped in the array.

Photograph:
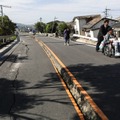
[
  {"x1": 0, "y1": 37, "x2": 29, "y2": 120},
  {"x1": 0, "y1": 34, "x2": 80, "y2": 120}
]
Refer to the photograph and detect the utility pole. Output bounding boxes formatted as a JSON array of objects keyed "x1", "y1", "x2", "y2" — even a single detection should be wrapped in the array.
[
  {"x1": 103, "y1": 7, "x2": 111, "y2": 18},
  {"x1": 40, "y1": 17, "x2": 42, "y2": 22},
  {"x1": 51, "y1": 17, "x2": 57, "y2": 33},
  {"x1": 0, "y1": 5, "x2": 11, "y2": 26}
]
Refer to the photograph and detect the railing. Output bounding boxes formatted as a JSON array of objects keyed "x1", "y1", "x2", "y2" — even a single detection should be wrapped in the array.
[
  {"x1": 0, "y1": 35, "x2": 13, "y2": 44},
  {"x1": 0, "y1": 35, "x2": 14, "y2": 44}
]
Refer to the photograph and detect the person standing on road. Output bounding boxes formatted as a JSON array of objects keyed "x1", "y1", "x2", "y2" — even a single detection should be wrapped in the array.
[
  {"x1": 96, "y1": 19, "x2": 111, "y2": 51},
  {"x1": 64, "y1": 28, "x2": 70, "y2": 46}
]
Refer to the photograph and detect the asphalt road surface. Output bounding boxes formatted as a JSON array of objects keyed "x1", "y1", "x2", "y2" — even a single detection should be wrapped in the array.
[
  {"x1": 0, "y1": 34, "x2": 80, "y2": 120},
  {"x1": 0, "y1": 33, "x2": 120, "y2": 120},
  {"x1": 35, "y1": 34, "x2": 120, "y2": 120}
]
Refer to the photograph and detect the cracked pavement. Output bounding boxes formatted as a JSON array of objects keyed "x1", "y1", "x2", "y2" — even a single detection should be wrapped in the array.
[
  {"x1": 0, "y1": 38, "x2": 29, "y2": 120},
  {"x1": 0, "y1": 34, "x2": 80, "y2": 120}
]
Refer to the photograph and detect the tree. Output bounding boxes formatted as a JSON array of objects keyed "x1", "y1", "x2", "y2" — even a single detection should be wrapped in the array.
[
  {"x1": 45, "y1": 21, "x2": 58, "y2": 33},
  {"x1": 57, "y1": 22, "x2": 68, "y2": 36},
  {"x1": 35, "y1": 22, "x2": 46, "y2": 33},
  {"x1": 45, "y1": 23, "x2": 52, "y2": 33},
  {"x1": 0, "y1": 15, "x2": 16, "y2": 35},
  {"x1": 51, "y1": 22, "x2": 58, "y2": 33}
]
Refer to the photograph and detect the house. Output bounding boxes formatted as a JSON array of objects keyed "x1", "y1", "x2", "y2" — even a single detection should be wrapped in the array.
[
  {"x1": 73, "y1": 14, "x2": 101, "y2": 35},
  {"x1": 112, "y1": 22, "x2": 120, "y2": 40},
  {"x1": 82, "y1": 16, "x2": 101, "y2": 37},
  {"x1": 116, "y1": 16, "x2": 120, "y2": 21},
  {"x1": 82, "y1": 17, "x2": 118, "y2": 38},
  {"x1": 73, "y1": 14, "x2": 118, "y2": 39}
]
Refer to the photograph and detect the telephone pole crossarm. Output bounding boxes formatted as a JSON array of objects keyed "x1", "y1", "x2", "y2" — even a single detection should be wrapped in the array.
[
  {"x1": 103, "y1": 7, "x2": 111, "y2": 18},
  {"x1": 0, "y1": 5, "x2": 11, "y2": 16},
  {"x1": 0, "y1": 5, "x2": 11, "y2": 26}
]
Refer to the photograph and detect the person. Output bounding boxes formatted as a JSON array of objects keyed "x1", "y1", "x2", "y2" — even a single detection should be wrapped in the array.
[
  {"x1": 103, "y1": 27, "x2": 120, "y2": 56},
  {"x1": 96, "y1": 19, "x2": 111, "y2": 51},
  {"x1": 64, "y1": 28, "x2": 70, "y2": 46},
  {"x1": 99, "y1": 27, "x2": 113, "y2": 49},
  {"x1": 104, "y1": 27, "x2": 113, "y2": 42},
  {"x1": 99, "y1": 27, "x2": 117, "y2": 56}
]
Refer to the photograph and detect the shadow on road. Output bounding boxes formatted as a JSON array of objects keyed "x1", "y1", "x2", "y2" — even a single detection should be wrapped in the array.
[
  {"x1": 0, "y1": 78, "x2": 32, "y2": 118},
  {"x1": 0, "y1": 71, "x2": 79, "y2": 120},
  {"x1": 67, "y1": 63, "x2": 120, "y2": 120}
]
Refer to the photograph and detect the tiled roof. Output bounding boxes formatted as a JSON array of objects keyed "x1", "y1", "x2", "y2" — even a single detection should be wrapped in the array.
[
  {"x1": 73, "y1": 14, "x2": 101, "y2": 21},
  {"x1": 82, "y1": 17, "x2": 118, "y2": 29},
  {"x1": 116, "y1": 16, "x2": 120, "y2": 21},
  {"x1": 112, "y1": 22, "x2": 120, "y2": 28},
  {"x1": 82, "y1": 16, "x2": 101, "y2": 29}
]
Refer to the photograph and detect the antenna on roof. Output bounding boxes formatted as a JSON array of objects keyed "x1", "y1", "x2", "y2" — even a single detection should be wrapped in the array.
[{"x1": 103, "y1": 7, "x2": 111, "y2": 18}]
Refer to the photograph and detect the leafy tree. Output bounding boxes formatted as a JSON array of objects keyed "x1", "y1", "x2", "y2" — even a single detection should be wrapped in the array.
[
  {"x1": 45, "y1": 23, "x2": 52, "y2": 33},
  {"x1": 0, "y1": 27, "x2": 3, "y2": 35},
  {"x1": 0, "y1": 15, "x2": 16, "y2": 35},
  {"x1": 67, "y1": 24, "x2": 75, "y2": 34},
  {"x1": 35, "y1": 22, "x2": 46, "y2": 33},
  {"x1": 51, "y1": 22, "x2": 58, "y2": 33},
  {"x1": 45, "y1": 21, "x2": 58, "y2": 33},
  {"x1": 57, "y1": 22, "x2": 68, "y2": 36}
]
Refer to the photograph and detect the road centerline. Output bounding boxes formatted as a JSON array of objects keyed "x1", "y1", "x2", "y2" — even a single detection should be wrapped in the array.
[{"x1": 35, "y1": 37, "x2": 108, "y2": 120}]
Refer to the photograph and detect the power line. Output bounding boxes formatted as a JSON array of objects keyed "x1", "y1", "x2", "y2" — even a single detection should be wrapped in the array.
[
  {"x1": 0, "y1": 5, "x2": 11, "y2": 16},
  {"x1": 103, "y1": 7, "x2": 111, "y2": 18},
  {"x1": 0, "y1": 5, "x2": 11, "y2": 26},
  {"x1": 111, "y1": 9, "x2": 120, "y2": 11}
]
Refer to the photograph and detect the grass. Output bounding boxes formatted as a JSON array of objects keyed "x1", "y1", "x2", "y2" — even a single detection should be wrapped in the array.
[{"x1": 10, "y1": 35, "x2": 17, "y2": 41}]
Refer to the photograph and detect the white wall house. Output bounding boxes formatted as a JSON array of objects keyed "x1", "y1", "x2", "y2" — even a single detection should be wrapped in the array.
[
  {"x1": 112, "y1": 22, "x2": 120, "y2": 40},
  {"x1": 73, "y1": 14, "x2": 101, "y2": 35},
  {"x1": 74, "y1": 18, "x2": 86, "y2": 35},
  {"x1": 82, "y1": 18, "x2": 118, "y2": 38}
]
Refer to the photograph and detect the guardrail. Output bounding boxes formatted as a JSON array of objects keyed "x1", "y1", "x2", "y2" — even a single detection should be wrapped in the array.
[{"x1": 0, "y1": 35, "x2": 14, "y2": 44}]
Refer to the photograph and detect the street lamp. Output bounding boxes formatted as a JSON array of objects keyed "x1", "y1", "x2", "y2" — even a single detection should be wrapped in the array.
[{"x1": 40, "y1": 17, "x2": 42, "y2": 22}]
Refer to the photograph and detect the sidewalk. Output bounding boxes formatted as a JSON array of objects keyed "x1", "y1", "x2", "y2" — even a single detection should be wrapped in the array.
[{"x1": 0, "y1": 38, "x2": 19, "y2": 58}]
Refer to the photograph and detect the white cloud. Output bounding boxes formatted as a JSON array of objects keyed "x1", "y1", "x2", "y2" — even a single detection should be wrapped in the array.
[
  {"x1": 0, "y1": 0, "x2": 120, "y2": 24},
  {"x1": 1, "y1": 0, "x2": 35, "y2": 6}
]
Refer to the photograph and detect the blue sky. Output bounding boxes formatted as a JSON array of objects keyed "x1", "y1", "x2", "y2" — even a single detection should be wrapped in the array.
[{"x1": 0, "y1": 0, "x2": 120, "y2": 24}]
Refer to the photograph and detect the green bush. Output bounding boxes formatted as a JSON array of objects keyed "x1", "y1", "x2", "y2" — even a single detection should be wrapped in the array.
[{"x1": 10, "y1": 35, "x2": 16, "y2": 41}]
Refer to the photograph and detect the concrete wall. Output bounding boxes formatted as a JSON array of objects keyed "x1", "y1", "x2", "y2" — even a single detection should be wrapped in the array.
[
  {"x1": 74, "y1": 18, "x2": 87, "y2": 35},
  {"x1": 74, "y1": 18, "x2": 80, "y2": 34}
]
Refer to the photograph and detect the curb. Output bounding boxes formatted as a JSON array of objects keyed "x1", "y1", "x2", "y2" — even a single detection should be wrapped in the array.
[
  {"x1": 0, "y1": 38, "x2": 20, "y2": 58},
  {"x1": 76, "y1": 38, "x2": 97, "y2": 46},
  {"x1": 36, "y1": 39, "x2": 108, "y2": 120}
]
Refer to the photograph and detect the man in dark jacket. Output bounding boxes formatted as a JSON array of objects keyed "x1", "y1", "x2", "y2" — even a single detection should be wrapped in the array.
[
  {"x1": 96, "y1": 19, "x2": 111, "y2": 51},
  {"x1": 64, "y1": 28, "x2": 70, "y2": 46}
]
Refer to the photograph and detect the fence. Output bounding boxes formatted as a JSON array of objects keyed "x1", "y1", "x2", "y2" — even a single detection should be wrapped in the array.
[{"x1": 0, "y1": 35, "x2": 16, "y2": 46}]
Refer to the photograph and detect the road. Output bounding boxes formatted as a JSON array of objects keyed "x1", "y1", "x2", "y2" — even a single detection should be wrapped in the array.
[
  {"x1": 0, "y1": 34, "x2": 81, "y2": 120},
  {"x1": 35, "y1": 34, "x2": 120, "y2": 120},
  {"x1": 0, "y1": 33, "x2": 120, "y2": 120}
]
